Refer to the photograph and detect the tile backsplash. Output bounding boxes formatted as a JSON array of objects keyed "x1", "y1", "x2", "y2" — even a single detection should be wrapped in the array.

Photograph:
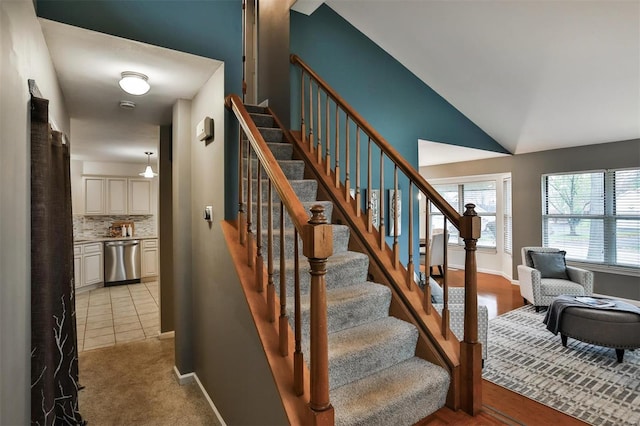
[{"x1": 73, "y1": 215, "x2": 156, "y2": 238}]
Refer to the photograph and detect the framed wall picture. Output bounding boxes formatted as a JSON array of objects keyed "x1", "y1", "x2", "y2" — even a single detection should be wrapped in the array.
[
  {"x1": 388, "y1": 189, "x2": 401, "y2": 236},
  {"x1": 367, "y1": 189, "x2": 380, "y2": 228}
]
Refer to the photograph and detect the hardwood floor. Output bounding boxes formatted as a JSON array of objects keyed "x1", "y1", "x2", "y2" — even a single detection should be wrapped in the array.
[{"x1": 421, "y1": 269, "x2": 587, "y2": 425}]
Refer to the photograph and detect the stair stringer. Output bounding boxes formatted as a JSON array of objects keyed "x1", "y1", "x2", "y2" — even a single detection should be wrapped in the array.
[{"x1": 285, "y1": 130, "x2": 464, "y2": 411}]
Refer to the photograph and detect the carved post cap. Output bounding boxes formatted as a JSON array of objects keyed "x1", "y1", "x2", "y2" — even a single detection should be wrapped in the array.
[
  {"x1": 303, "y1": 205, "x2": 333, "y2": 259},
  {"x1": 464, "y1": 203, "x2": 478, "y2": 216},
  {"x1": 460, "y1": 204, "x2": 481, "y2": 240},
  {"x1": 309, "y1": 205, "x2": 328, "y2": 225}
]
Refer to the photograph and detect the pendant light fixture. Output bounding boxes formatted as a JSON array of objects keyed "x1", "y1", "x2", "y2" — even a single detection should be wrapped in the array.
[
  {"x1": 139, "y1": 152, "x2": 158, "y2": 178},
  {"x1": 119, "y1": 71, "x2": 150, "y2": 95}
]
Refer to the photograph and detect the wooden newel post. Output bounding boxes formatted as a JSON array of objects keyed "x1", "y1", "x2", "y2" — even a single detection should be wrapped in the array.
[
  {"x1": 460, "y1": 203, "x2": 482, "y2": 415},
  {"x1": 303, "y1": 205, "x2": 334, "y2": 426}
]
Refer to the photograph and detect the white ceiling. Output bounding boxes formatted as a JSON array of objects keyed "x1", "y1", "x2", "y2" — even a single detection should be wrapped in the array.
[
  {"x1": 321, "y1": 1, "x2": 640, "y2": 161},
  {"x1": 39, "y1": 19, "x2": 223, "y2": 164}
]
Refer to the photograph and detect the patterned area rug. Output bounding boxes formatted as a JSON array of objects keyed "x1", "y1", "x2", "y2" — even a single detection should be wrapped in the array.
[{"x1": 483, "y1": 305, "x2": 640, "y2": 426}]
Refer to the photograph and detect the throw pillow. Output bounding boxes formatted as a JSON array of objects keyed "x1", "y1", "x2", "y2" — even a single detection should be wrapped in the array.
[
  {"x1": 429, "y1": 277, "x2": 444, "y2": 304},
  {"x1": 530, "y1": 251, "x2": 569, "y2": 279}
]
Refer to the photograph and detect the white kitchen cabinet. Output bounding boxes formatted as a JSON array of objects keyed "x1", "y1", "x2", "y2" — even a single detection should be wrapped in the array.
[
  {"x1": 82, "y1": 176, "x2": 154, "y2": 215},
  {"x1": 128, "y1": 179, "x2": 152, "y2": 215},
  {"x1": 84, "y1": 178, "x2": 105, "y2": 215},
  {"x1": 141, "y1": 239, "x2": 158, "y2": 278},
  {"x1": 106, "y1": 178, "x2": 127, "y2": 215},
  {"x1": 75, "y1": 242, "x2": 103, "y2": 291},
  {"x1": 73, "y1": 244, "x2": 82, "y2": 289}
]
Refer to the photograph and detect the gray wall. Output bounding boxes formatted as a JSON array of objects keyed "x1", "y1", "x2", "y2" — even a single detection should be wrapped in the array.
[
  {"x1": 257, "y1": 0, "x2": 295, "y2": 127},
  {"x1": 172, "y1": 99, "x2": 194, "y2": 373},
  {"x1": 159, "y1": 124, "x2": 174, "y2": 332},
  {"x1": 423, "y1": 138, "x2": 640, "y2": 301},
  {"x1": 1, "y1": 2, "x2": 70, "y2": 423},
  {"x1": 172, "y1": 66, "x2": 287, "y2": 424}
]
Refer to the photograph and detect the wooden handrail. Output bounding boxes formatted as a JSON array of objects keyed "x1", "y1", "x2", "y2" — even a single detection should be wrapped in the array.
[
  {"x1": 291, "y1": 55, "x2": 483, "y2": 415},
  {"x1": 226, "y1": 94, "x2": 310, "y2": 232},
  {"x1": 226, "y1": 94, "x2": 334, "y2": 424},
  {"x1": 290, "y1": 54, "x2": 460, "y2": 230}
]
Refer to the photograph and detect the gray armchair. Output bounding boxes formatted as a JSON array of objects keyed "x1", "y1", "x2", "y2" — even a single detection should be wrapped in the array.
[{"x1": 518, "y1": 247, "x2": 594, "y2": 312}]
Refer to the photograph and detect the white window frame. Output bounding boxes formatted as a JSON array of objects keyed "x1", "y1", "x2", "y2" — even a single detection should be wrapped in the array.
[
  {"x1": 428, "y1": 173, "x2": 509, "y2": 251},
  {"x1": 541, "y1": 168, "x2": 640, "y2": 273}
]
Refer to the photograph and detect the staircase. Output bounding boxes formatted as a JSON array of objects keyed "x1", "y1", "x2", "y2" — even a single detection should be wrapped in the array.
[{"x1": 242, "y1": 103, "x2": 450, "y2": 425}]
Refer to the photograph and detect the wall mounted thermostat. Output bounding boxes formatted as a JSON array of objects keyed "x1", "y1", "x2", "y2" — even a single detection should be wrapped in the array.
[
  {"x1": 197, "y1": 116, "x2": 214, "y2": 141},
  {"x1": 204, "y1": 206, "x2": 213, "y2": 222}
]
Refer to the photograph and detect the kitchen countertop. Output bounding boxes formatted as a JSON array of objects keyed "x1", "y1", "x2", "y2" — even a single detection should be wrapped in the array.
[{"x1": 74, "y1": 236, "x2": 157, "y2": 244}]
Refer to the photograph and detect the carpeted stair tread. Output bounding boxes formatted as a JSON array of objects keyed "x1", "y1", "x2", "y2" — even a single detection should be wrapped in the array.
[
  {"x1": 257, "y1": 127, "x2": 283, "y2": 142},
  {"x1": 244, "y1": 104, "x2": 268, "y2": 114},
  {"x1": 244, "y1": 178, "x2": 318, "y2": 203},
  {"x1": 243, "y1": 158, "x2": 305, "y2": 181},
  {"x1": 263, "y1": 224, "x2": 350, "y2": 259},
  {"x1": 326, "y1": 316, "x2": 419, "y2": 389},
  {"x1": 249, "y1": 112, "x2": 275, "y2": 128},
  {"x1": 243, "y1": 142, "x2": 293, "y2": 161},
  {"x1": 274, "y1": 251, "x2": 370, "y2": 296},
  {"x1": 330, "y1": 357, "x2": 450, "y2": 426},
  {"x1": 294, "y1": 282, "x2": 391, "y2": 337}
]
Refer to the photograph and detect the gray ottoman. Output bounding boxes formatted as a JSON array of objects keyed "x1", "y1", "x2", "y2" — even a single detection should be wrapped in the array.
[{"x1": 558, "y1": 303, "x2": 640, "y2": 362}]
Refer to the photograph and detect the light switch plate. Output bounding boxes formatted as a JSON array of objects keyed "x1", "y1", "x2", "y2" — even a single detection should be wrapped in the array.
[{"x1": 204, "y1": 206, "x2": 213, "y2": 222}]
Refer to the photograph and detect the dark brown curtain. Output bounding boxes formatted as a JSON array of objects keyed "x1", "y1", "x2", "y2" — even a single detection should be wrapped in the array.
[{"x1": 30, "y1": 96, "x2": 84, "y2": 425}]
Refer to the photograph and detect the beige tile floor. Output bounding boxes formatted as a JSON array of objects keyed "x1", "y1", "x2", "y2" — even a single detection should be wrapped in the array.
[{"x1": 75, "y1": 281, "x2": 159, "y2": 352}]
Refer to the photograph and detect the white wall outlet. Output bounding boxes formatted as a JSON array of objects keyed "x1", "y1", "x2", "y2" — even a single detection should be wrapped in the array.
[{"x1": 197, "y1": 117, "x2": 214, "y2": 141}]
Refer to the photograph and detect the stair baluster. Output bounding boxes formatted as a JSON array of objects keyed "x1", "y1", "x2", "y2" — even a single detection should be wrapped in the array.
[
  {"x1": 355, "y1": 127, "x2": 361, "y2": 217},
  {"x1": 367, "y1": 137, "x2": 373, "y2": 233},
  {"x1": 325, "y1": 97, "x2": 331, "y2": 176},
  {"x1": 279, "y1": 200, "x2": 288, "y2": 356},
  {"x1": 407, "y1": 181, "x2": 414, "y2": 289},
  {"x1": 256, "y1": 160, "x2": 264, "y2": 292},
  {"x1": 246, "y1": 137, "x2": 254, "y2": 267},
  {"x1": 293, "y1": 226, "x2": 304, "y2": 396},
  {"x1": 334, "y1": 107, "x2": 340, "y2": 189},
  {"x1": 267, "y1": 178, "x2": 275, "y2": 321},
  {"x1": 238, "y1": 133, "x2": 246, "y2": 245},
  {"x1": 317, "y1": 85, "x2": 322, "y2": 164},
  {"x1": 344, "y1": 117, "x2": 350, "y2": 202},
  {"x1": 393, "y1": 165, "x2": 399, "y2": 269}
]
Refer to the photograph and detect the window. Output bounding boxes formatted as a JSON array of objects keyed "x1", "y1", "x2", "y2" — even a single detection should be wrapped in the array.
[
  {"x1": 431, "y1": 181, "x2": 497, "y2": 248},
  {"x1": 542, "y1": 168, "x2": 640, "y2": 269},
  {"x1": 504, "y1": 178, "x2": 512, "y2": 254}
]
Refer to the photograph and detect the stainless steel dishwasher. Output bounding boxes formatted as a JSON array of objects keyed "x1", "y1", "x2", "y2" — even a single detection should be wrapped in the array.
[{"x1": 104, "y1": 240, "x2": 141, "y2": 285}]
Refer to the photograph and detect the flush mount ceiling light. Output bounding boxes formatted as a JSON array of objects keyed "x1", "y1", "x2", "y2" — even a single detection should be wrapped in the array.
[
  {"x1": 119, "y1": 71, "x2": 150, "y2": 95},
  {"x1": 139, "y1": 152, "x2": 158, "y2": 178}
]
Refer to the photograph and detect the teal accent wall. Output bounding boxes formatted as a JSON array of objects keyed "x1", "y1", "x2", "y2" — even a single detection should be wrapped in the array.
[
  {"x1": 290, "y1": 5, "x2": 509, "y2": 265},
  {"x1": 36, "y1": 0, "x2": 242, "y2": 219},
  {"x1": 290, "y1": 5, "x2": 508, "y2": 156}
]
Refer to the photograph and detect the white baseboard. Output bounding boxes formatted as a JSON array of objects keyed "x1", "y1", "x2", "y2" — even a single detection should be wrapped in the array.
[
  {"x1": 158, "y1": 330, "x2": 175, "y2": 340},
  {"x1": 258, "y1": 99, "x2": 269, "y2": 107},
  {"x1": 173, "y1": 366, "x2": 194, "y2": 385},
  {"x1": 449, "y1": 264, "x2": 514, "y2": 283},
  {"x1": 172, "y1": 366, "x2": 226, "y2": 425},
  {"x1": 193, "y1": 373, "x2": 227, "y2": 426}
]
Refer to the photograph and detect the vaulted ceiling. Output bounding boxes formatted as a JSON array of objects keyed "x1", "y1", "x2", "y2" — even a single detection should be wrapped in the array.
[{"x1": 295, "y1": 1, "x2": 640, "y2": 156}]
